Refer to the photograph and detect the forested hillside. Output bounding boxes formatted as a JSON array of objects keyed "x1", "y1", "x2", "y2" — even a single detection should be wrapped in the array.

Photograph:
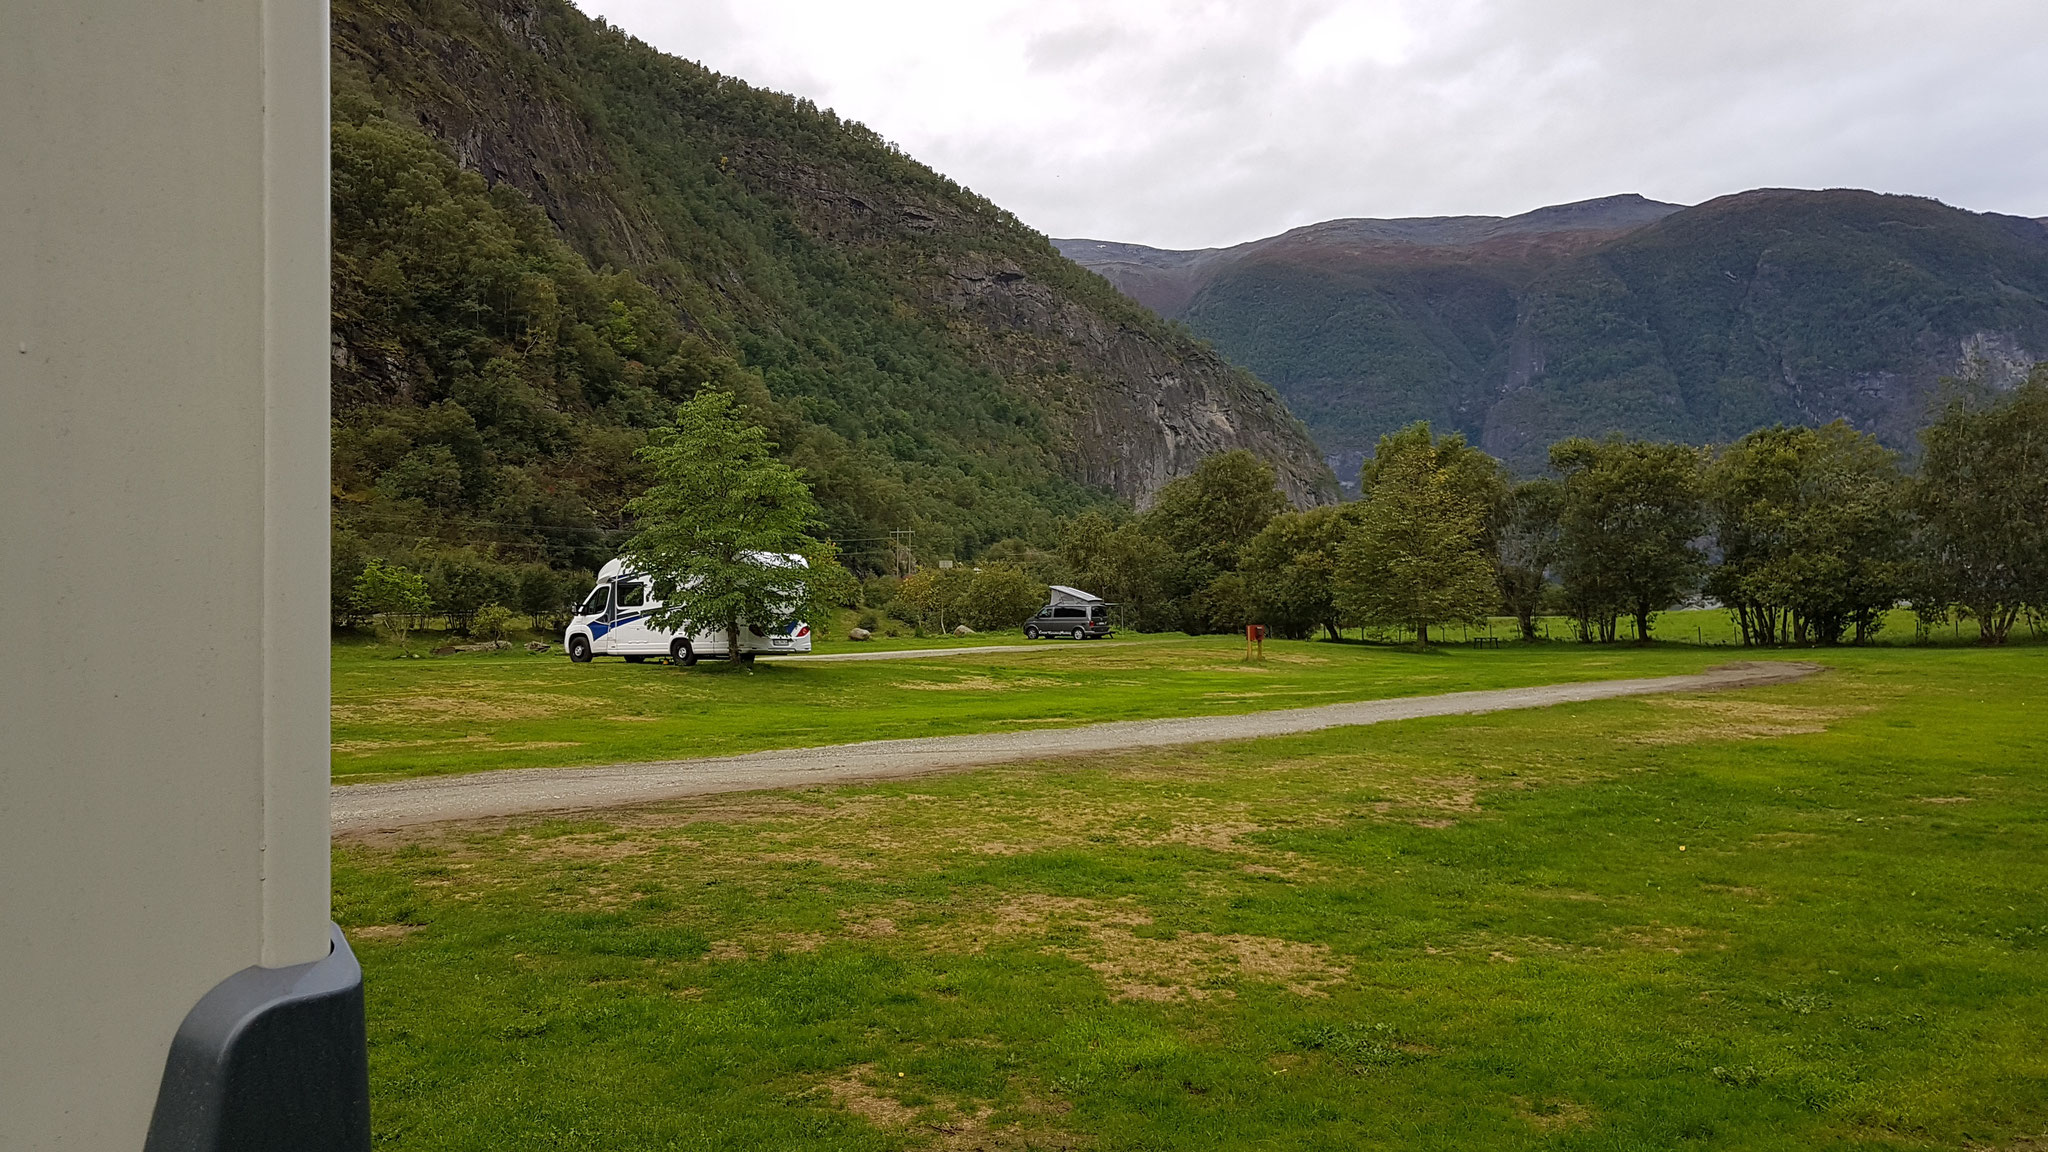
[
  {"x1": 1062, "y1": 191, "x2": 2048, "y2": 479},
  {"x1": 328, "y1": 0, "x2": 1334, "y2": 591}
]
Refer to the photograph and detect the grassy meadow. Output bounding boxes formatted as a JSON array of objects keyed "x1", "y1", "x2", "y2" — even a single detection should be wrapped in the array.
[
  {"x1": 337, "y1": 639, "x2": 2048, "y2": 1149},
  {"x1": 333, "y1": 622, "x2": 1751, "y2": 782}
]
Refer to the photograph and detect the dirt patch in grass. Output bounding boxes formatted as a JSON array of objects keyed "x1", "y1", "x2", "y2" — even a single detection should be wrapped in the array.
[
  {"x1": 839, "y1": 914, "x2": 900, "y2": 939},
  {"x1": 1074, "y1": 928, "x2": 1349, "y2": 1001},
  {"x1": 332, "y1": 687, "x2": 597, "y2": 725},
  {"x1": 817, "y1": 1065, "x2": 1074, "y2": 1150},
  {"x1": 1611, "y1": 922, "x2": 1721, "y2": 955},
  {"x1": 332, "y1": 733, "x2": 585, "y2": 757},
  {"x1": 707, "y1": 932, "x2": 830, "y2": 962},
  {"x1": 892, "y1": 675, "x2": 1058, "y2": 691},
  {"x1": 1515, "y1": 1097, "x2": 1594, "y2": 1132},
  {"x1": 525, "y1": 835, "x2": 651, "y2": 861},
  {"x1": 1366, "y1": 774, "x2": 1484, "y2": 826},
  {"x1": 1143, "y1": 821, "x2": 1266, "y2": 852},
  {"x1": 1629, "y1": 697, "x2": 1851, "y2": 745},
  {"x1": 962, "y1": 895, "x2": 1345, "y2": 1001},
  {"x1": 1751, "y1": 830, "x2": 1825, "y2": 848},
  {"x1": 819, "y1": 1065, "x2": 922, "y2": 1127},
  {"x1": 347, "y1": 923, "x2": 421, "y2": 941},
  {"x1": 755, "y1": 850, "x2": 880, "y2": 871}
]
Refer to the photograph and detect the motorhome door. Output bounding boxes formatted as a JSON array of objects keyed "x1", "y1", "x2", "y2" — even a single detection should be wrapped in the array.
[{"x1": 609, "y1": 576, "x2": 655, "y2": 653}]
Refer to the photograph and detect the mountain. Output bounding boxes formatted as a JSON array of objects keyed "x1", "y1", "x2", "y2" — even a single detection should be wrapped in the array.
[
  {"x1": 328, "y1": 0, "x2": 1335, "y2": 578},
  {"x1": 1059, "y1": 191, "x2": 2048, "y2": 481}
]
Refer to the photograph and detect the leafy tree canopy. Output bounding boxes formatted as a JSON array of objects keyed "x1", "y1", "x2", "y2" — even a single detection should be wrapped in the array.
[
  {"x1": 1335, "y1": 427, "x2": 1498, "y2": 644},
  {"x1": 1240, "y1": 505, "x2": 1363, "y2": 641},
  {"x1": 623, "y1": 392, "x2": 836, "y2": 659},
  {"x1": 1550, "y1": 436, "x2": 1708, "y2": 642},
  {"x1": 1706, "y1": 423, "x2": 1907, "y2": 645},
  {"x1": 1912, "y1": 369, "x2": 2048, "y2": 643}
]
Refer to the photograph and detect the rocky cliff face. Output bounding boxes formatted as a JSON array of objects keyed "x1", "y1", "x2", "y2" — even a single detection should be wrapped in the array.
[
  {"x1": 333, "y1": 0, "x2": 1335, "y2": 522},
  {"x1": 1063, "y1": 192, "x2": 2048, "y2": 478}
]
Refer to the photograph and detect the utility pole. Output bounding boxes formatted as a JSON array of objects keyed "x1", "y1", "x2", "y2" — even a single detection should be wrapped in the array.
[{"x1": 2, "y1": 3, "x2": 365, "y2": 1149}]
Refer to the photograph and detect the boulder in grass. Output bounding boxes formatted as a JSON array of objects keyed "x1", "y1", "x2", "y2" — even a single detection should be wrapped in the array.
[
  {"x1": 952, "y1": 624, "x2": 975, "y2": 637},
  {"x1": 848, "y1": 627, "x2": 873, "y2": 641},
  {"x1": 526, "y1": 641, "x2": 552, "y2": 653}
]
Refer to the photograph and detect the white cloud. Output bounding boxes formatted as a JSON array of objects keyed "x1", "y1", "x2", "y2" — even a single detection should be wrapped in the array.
[{"x1": 578, "y1": 0, "x2": 2048, "y2": 248}]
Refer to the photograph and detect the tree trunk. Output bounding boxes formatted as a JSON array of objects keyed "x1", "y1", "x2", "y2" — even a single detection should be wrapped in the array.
[{"x1": 727, "y1": 621, "x2": 742, "y2": 662}]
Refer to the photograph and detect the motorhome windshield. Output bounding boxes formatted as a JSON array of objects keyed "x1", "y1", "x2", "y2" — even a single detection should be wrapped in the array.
[{"x1": 579, "y1": 585, "x2": 610, "y2": 617}]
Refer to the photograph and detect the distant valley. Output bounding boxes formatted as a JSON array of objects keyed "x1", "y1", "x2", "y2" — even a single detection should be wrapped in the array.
[{"x1": 1059, "y1": 191, "x2": 2048, "y2": 483}]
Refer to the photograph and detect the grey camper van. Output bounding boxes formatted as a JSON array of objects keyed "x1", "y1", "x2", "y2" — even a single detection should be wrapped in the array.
[{"x1": 1024, "y1": 584, "x2": 1115, "y2": 640}]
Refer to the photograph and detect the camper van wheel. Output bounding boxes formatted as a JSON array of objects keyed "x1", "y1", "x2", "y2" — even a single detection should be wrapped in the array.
[
  {"x1": 671, "y1": 639, "x2": 697, "y2": 667},
  {"x1": 1070, "y1": 627, "x2": 1085, "y2": 641},
  {"x1": 1024, "y1": 626, "x2": 1039, "y2": 640},
  {"x1": 568, "y1": 635, "x2": 592, "y2": 663}
]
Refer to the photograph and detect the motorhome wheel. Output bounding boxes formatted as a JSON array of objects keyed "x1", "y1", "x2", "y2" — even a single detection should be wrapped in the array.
[
  {"x1": 672, "y1": 638, "x2": 697, "y2": 666},
  {"x1": 568, "y1": 635, "x2": 592, "y2": 662}
]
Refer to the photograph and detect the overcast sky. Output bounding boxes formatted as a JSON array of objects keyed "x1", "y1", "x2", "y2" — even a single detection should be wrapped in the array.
[{"x1": 577, "y1": 0, "x2": 2048, "y2": 250}]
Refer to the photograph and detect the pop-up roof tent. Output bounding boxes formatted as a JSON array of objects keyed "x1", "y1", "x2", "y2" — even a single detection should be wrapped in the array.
[{"x1": 1047, "y1": 585, "x2": 1107, "y2": 607}]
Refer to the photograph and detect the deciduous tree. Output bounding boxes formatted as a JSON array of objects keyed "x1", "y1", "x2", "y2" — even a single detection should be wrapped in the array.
[
  {"x1": 1062, "y1": 510, "x2": 1173, "y2": 631},
  {"x1": 623, "y1": 391, "x2": 839, "y2": 661},
  {"x1": 1497, "y1": 480, "x2": 1561, "y2": 641},
  {"x1": 1912, "y1": 371, "x2": 2048, "y2": 643},
  {"x1": 1335, "y1": 428, "x2": 1497, "y2": 645},
  {"x1": 353, "y1": 559, "x2": 432, "y2": 654},
  {"x1": 1550, "y1": 437, "x2": 1706, "y2": 643},
  {"x1": 1706, "y1": 423, "x2": 1907, "y2": 645},
  {"x1": 1239, "y1": 505, "x2": 1362, "y2": 640}
]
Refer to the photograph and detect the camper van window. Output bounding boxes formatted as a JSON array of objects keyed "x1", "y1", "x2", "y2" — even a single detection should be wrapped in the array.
[
  {"x1": 1090, "y1": 606, "x2": 1109, "y2": 620},
  {"x1": 617, "y1": 581, "x2": 647, "y2": 609},
  {"x1": 579, "y1": 585, "x2": 610, "y2": 617},
  {"x1": 1053, "y1": 606, "x2": 1084, "y2": 620}
]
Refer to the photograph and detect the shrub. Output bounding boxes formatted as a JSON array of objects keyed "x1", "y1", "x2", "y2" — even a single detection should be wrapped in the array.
[
  {"x1": 353, "y1": 559, "x2": 432, "y2": 653},
  {"x1": 957, "y1": 566, "x2": 1045, "y2": 631},
  {"x1": 471, "y1": 604, "x2": 517, "y2": 642}
]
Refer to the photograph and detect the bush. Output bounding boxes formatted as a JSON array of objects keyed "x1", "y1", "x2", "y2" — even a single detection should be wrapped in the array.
[
  {"x1": 861, "y1": 574, "x2": 900, "y2": 609},
  {"x1": 429, "y1": 550, "x2": 517, "y2": 633},
  {"x1": 353, "y1": 559, "x2": 432, "y2": 653},
  {"x1": 957, "y1": 565, "x2": 1045, "y2": 631},
  {"x1": 471, "y1": 604, "x2": 517, "y2": 641},
  {"x1": 332, "y1": 528, "x2": 373, "y2": 628},
  {"x1": 517, "y1": 565, "x2": 582, "y2": 631}
]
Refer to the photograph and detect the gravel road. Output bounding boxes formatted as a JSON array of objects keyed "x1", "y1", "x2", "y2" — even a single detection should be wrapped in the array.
[{"x1": 332, "y1": 661, "x2": 1819, "y2": 834}]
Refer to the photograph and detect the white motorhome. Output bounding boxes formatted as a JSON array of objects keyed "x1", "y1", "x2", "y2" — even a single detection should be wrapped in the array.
[{"x1": 564, "y1": 555, "x2": 814, "y2": 664}]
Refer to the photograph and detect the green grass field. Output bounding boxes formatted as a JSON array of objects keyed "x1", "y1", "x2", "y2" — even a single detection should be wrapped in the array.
[
  {"x1": 337, "y1": 641, "x2": 2048, "y2": 1149},
  {"x1": 332, "y1": 609, "x2": 1883, "y2": 782}
]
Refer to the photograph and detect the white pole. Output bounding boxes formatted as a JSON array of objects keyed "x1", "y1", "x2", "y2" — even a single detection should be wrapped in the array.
[{"x1": 1, "y1": 2, "x2": 349, "y2": 1148}]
